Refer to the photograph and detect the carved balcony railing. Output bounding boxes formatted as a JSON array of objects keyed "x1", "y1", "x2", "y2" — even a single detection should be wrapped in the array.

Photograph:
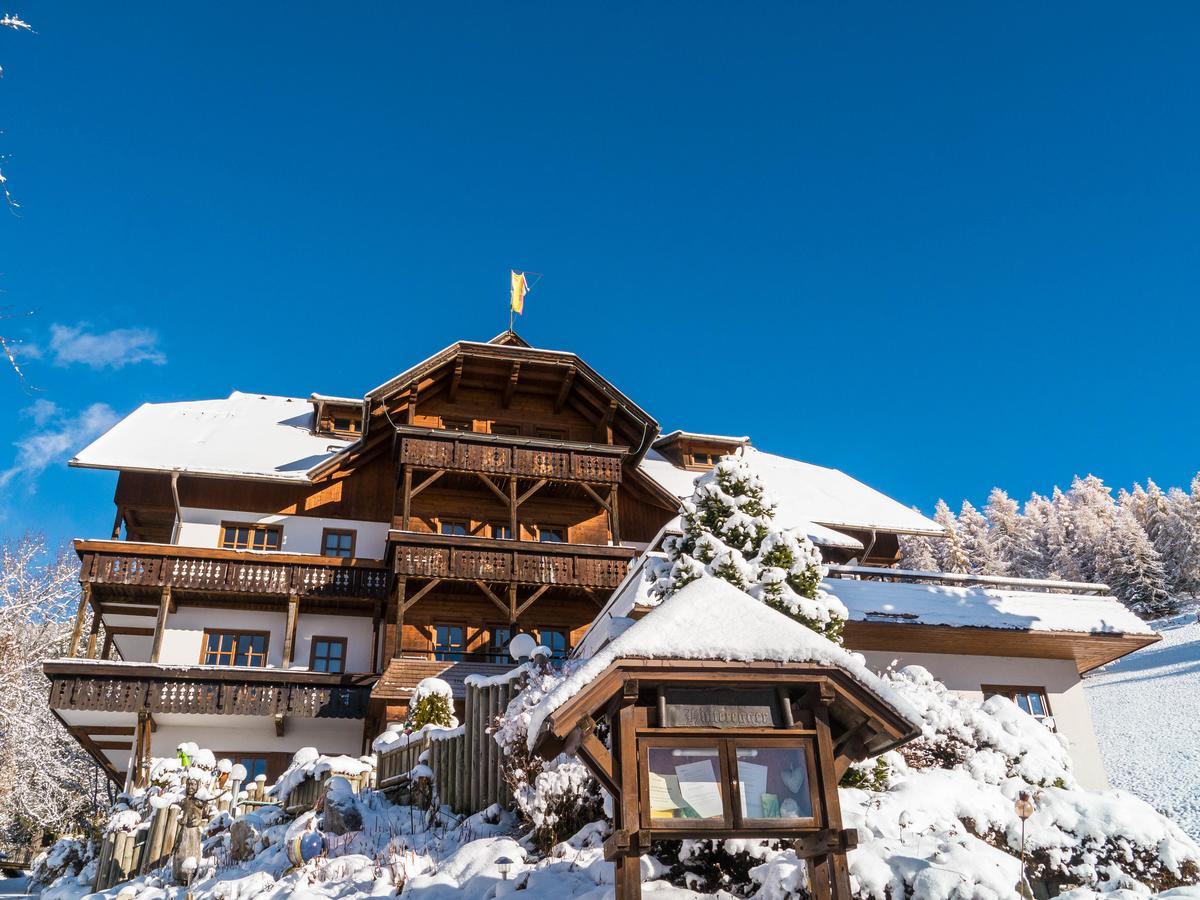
[
  {"x1": 76, "y1": 540, "x2": 390, "y2": 600},
  {"x1": 390, "y1": 531, "x2": 635, "y2": 589},
  {"x1": 395, "y1": 425, "x2": 625, "y2": 485},
  {"x1": 44, "y1": 660, "x2": 373, "y2": 718}
]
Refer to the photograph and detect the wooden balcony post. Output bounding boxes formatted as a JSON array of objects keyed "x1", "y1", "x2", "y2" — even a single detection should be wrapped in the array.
[
  {"x1": 68, "y1": 584, "x2": 91, "y2": 659},
  {"x1": 150, "y1": 586, "x2": 172, "y2": 664},
  {"x1": 609, "y1": 486, "x2": 621, "y2": 545},
  {"x1": 86, "y1": 610, "x2": 102, "y2": 659},
  {"x1": 508, "y1": 476, "x2": 518, "y2": 539},
  {"x1": 282, "y1": 594, "x2": 300, "y2": 668},
  {"x1": 391, "y1": 577, "x2": 408, "y2": 659},
  {"x1": 401, "y1": 466, "x2": 413, "y2": 531},
  {"x1": 370, "y1": 598, "x2": 383, "y2": 674}
]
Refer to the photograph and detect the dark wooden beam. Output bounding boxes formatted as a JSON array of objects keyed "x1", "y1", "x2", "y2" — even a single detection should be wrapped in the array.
[
  {"x1": 516, "y1": 478, "x2": 548, "y2": 507},
  {"x1": 502, "y1": 361, "x2": 521, "y2": 408},
  {"x1": 448, "y1": 359, "x2": 464, "y2": 403},
  {"x1": 476, "y1": 473, "x2": 510, "y2": 506},
  {"x1": 400, "y1": 578, "x2": 444, "y2": 614},
  {"x1": 473, "y1": 581, "x2": 511, "y2": 617},
  {"x1": 514, "y1": 584, "x2": 550, "y2": 620},
  {"x1": 554, "y1": 365, "x2": 576, "y2": 414},
  {"x1": 282, "y1": 593, "x2": 299, "y2": 669},
  {"x1": 410, "y1": 469, "x2": 446, "y2": 499},
  {"x1": 68, "y1": 584, "x2": 90, "y2": 659}
]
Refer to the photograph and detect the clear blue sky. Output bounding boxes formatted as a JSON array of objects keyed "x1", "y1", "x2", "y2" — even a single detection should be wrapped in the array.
[{"x1": 2, "y1": 2, "x2": 1199, "y2": 547}]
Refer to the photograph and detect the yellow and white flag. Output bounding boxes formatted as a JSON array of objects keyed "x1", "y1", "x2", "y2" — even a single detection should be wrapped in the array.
[{"x1": 510, "y1": 270, "x2": 528, "y2": 315}]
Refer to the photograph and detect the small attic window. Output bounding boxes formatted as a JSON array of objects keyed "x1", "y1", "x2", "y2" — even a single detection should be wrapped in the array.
[{"x1": 331, "y1": 416, "x2": 361, "y2": 435}]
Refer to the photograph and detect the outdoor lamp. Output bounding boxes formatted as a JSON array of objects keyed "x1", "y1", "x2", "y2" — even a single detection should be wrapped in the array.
[
  {"x1": 496, "y1": 856, "x2": 513, "y2": 880},
  {"x1": 508, "y1": 633, "x2": 537, "y2": 662},
  {"x1": 1014, "y1": 792, "x2": 1036, "y2": 820},
  {"x1": 1015, "y1": 791, "x2": 1037, "y2": 899}
]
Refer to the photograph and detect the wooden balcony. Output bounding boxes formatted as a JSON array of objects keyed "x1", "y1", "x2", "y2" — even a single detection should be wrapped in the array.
[
  {"x1": 76, "y1": 539, "x2": 390, "y2": 602},
  {"x1": 45, "y1": 660, "x2": 372, "y2": 718},
  {"x1": 390, "y1": 530, "x2": 635, "y2": 589},
  {"x1": 396, "y1": 425, "x2": 625, "y2": 485}
]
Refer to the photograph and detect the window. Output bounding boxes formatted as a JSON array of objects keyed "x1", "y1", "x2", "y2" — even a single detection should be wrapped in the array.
[
  {"x1": 331, "y1": 416, "x2": 361, "y2": 435},
  {"x1": 640, "y1": 737, "x2": 818, "y2": 831},
  {"x1": 321, "y1": 529, "x2": 356, "y2": 558},
  {"x1": 538, "y1": 628, "x2": 569, "y2": 660},
  {"x1": 440, "y1": 520, "x2": 470, "y2": 536},
  {"x1": 310, "y1": 637, "x2": 347, "y2": 673},
  {"x1": 220, "y1": 523, "x2": 282, "y2": 552},
  {"x1": 442, "y1": 417, "x2": 473, "y2": 432},
  {"x1": 491, "y1": 423, "x2": 521, "y2": 436},
  {"x1": 982, "y1": 685, "x2": 1054, "y2": 726},
  {"x1": 433, "y1": 624, "x2": 466, "y2": 661},
  {"x1": 202, "y1": 630, "x2": 269, "y2": 667},
  {"x1": 490, "y1": 523, "x2": 513, "y2": 540},
  {"x1": 535, "y1": 427, "x2": 567, "y2": 440},
  {"x1": 537, "y1": 525, "x2": 565, "y2": 543},
  {"x1": 690, "y1": 451, "x2": 717, "y2": 467},
  {"x1": 486, "y1": 626, "x2": 512, "y2": 663}
]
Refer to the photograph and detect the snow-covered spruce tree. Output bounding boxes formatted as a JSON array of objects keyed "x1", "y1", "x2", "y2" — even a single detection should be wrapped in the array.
[
  {"x1": 648, "y1": 456, "x2": 846, "y2": 642},
  {"x1": 405, "y1": 677, "x2": 456, "y2": 730},
  {"x1": 931, "y1": 499, "x2": 970, "y2": 574},
  {"x1": 1100, "y1": 508, "x2": 1175, "y2": 618},
  {"x1": 1013, "y1": 492, "x2": 1054, "y2": 578},
  {"x1": 897, "y1": 532, "x2": 938, "y2": 571},
  {"x1": 958, "y1": 499, "x2": 1005, "y2": 576}
]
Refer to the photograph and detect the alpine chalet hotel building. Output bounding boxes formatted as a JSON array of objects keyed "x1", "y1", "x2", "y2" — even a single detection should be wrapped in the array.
[{"x1": 45, "y1": 332, "x2": 1156, "y2": 790}]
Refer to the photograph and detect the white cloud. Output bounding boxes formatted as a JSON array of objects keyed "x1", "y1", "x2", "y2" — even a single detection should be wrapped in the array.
[
  {"x1": 48, "y1": 324, "x2": 166, "y2": 370},
  {"x1": 22, "y1": 399, "x2": 58, "y2": 426},
  {"x1": 0, "y1": 403, "x2": 120, "y2": 489}
]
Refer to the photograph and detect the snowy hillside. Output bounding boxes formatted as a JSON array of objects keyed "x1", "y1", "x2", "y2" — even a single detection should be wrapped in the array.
[{"x1": 1085, "y1": 607, "x2": 1200, "y2": 840}]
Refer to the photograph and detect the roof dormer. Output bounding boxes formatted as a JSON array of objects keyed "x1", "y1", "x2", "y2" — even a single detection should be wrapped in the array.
[
  {"x1": 653, "y1": 430, "x2": 750, "y2": 470},
  {"x1": 310, "y1": 394, "x2": 365, "y2": 438}
]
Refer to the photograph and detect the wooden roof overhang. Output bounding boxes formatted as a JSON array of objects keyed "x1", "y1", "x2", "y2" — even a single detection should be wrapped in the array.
[
  {"x1": 356, "y1": 340, "x2": 660, "y2": 463},
  {"x1": 532, "y1": 658, "x2": 919, "y2": 772},
  {"x1": 842, "y1": 619, "x2": 1160, "y2": 674}
]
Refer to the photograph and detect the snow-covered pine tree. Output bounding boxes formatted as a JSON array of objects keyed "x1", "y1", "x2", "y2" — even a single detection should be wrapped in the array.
[
  {"x1": 1100, "y1": 508, "x2": 1175, "y2": 618},
  {"x1": 958, "y1": 499, "x2": 1006, "y2": 575},
  {"x1": 898, "y1": 532, "x2": 939, "y2": 571},
  {"x1": 983, "y1": 488, "x2": 1027, "y2": 575},
  {"x1": 649, "y1": 456, "x2": 847, "y2": 642},
  {"x1": 1162, "y1": 485, "x2": 1200, "y2": 596},
  {"x1": 1012, "y1": 493, "x2": 1054, "y2": 579},
  {"x1": 932, "y1": 499, "x2": 970, "y2": 574},
  {"x1": 1062, "y1": 475, "x2": 1117, "y2": 584}
]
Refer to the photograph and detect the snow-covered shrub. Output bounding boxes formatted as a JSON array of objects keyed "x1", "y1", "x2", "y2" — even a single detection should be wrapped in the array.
[
  {"x1": 30, "y1": 836, "x2": 90, "y2": 890},
  {"x1": 491, "y1": 660, "x2": 604, "y2": 852},
  {"x1": 406, "y1": 677, "x2": 457, "y2": 730},
  {"x1": 649, "y1": 456, "x2": 847, "y2": 641}
]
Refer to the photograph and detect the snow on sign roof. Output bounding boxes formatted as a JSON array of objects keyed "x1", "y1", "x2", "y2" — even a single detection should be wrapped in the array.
[
  {"x1": 527, "y1": 576, "x2": 924, "y2": 749},
  {"x1": 640, "y1": 446, "x2": 943, "y2": 537},
  {"x1": 71, "y1": 392, "x2": 353, "y2": 482},
  {"x1": 826, "y1": 578, "x2": 1156, "y2": 637}
]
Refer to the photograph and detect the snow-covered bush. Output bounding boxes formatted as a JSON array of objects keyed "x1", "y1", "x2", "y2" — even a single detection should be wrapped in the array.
[
  {"x1": 490, "y1": 660, "x2": 604, "y2": 853},
  {"x1": 406, "y1": 676, "x2": 457, "y2": 730},
  {"x1": 649, "y1": 456, "x2": 847, "y2": 641}
]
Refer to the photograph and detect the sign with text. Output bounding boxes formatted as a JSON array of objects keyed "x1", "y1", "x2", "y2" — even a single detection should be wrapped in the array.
[{"x1": 662, "y1": 687, "x2": 782, "y2": 729}]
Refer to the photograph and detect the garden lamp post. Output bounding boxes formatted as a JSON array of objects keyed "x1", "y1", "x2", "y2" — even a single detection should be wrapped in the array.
[
  {"x1": 496, "y1": 856, "x2": 513, "y2": 881},
  {"x1": 1015, "y1": 791, "x2": 1037, "y2": 899}
]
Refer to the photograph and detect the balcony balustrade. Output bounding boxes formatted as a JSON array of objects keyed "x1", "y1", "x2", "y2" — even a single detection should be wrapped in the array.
[
  {"x1": 390, "y1": 530, "x2": 634, "y2": 589},
  {"x1": 396, "y1": 426, "x2": 624, "y2": 485}
]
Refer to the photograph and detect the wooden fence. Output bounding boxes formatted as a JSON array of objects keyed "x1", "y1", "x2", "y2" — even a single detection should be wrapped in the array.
[
  {"x1": 93, "y1": 776, "x2": 272, "y2": 891},
  {"x1": 376, "y1": 675, "x2": 521, "y2": 814}
]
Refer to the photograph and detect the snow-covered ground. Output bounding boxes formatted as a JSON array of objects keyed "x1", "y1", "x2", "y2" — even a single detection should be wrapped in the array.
[{"x1": 1085, "y1": 607, "x2": 1200, "y2": 840}]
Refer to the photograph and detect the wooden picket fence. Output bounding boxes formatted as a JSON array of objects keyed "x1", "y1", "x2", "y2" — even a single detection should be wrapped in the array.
[
  {"x1": 281, "y1": 767, "x2": 374, "y2": 816},
  {"x1": 376, "y1": 675, "x2": 520, "y2": 815},
  {"x1": 93, "y1": 776, "x2": 272, "y2": 891}
]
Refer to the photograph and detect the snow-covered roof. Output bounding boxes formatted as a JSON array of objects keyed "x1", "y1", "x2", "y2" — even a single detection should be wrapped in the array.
[
  {"x1": 71, "y1": 392, "x2": 353, "y2": 483},
  {"x1": 528, "y1": 576, "x2": 924, "y2": 748},
  {"x1": 658, "y1": 512, "x2": 863, "y2": 552},
  {"x1": 655, "y1": 429, "x2": 750, "y2": 444},
  {"x1": 640, "y1": 446, "x2": 943, "y2": 537},
  {"x1": 826, "y1": 578, "x2": 1156, "y2": 636}
]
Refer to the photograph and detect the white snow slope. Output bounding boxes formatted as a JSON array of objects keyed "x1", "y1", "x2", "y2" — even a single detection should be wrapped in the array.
[{"x1": 1085, "y1": 607, "x2": 1200, "y2": 841}]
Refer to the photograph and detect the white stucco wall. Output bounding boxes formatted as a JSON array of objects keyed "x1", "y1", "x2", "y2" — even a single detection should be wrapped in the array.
[
  {"x1": 176, "y1": 507, "x2": 389, "y2": 559},
  {"x1": 154, "y1": 606, "x2": 375, "y2": 671},
  {"x1": 149, "y1": 714, "x2": 365, "y2": 760},
  {"x1": 857, "y1": 649, "x2": 1109, "y2": 790}
]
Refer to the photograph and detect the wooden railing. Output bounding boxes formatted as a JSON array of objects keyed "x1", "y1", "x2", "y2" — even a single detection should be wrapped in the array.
[
  {"x1": 76, "y1": 540, "x2": 390, "y2": 600},
  {"x1": 390, "y1": 531, "x2": 634, "y2": 589},
  {"x1": 396, "y1": 426, "x2": 625, "y2": 485},
  {"x1": 45, "y1": 661, "x2": 373, "y2": 719}
]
